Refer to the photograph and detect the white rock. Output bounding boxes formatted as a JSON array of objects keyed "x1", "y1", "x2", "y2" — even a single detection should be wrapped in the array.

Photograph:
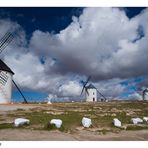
[
  {"x1": 50, "y1": 119, "x2": 62, "y2": 128},
  {"x1": 14, "y1": 118, "x2": 30, "y2": 127},
  {"x1": 82, "y1": 117, "x2": 92, "y2": 128},
  {"x1": 113, "y1": 118, "x2": 121, "y2": 127},
  {"x1": 131, "y1": 118, "x2": 143, "y2": 124},
  {"x1": 143, "y1": 117, "x2": 148, "y2": 122}
]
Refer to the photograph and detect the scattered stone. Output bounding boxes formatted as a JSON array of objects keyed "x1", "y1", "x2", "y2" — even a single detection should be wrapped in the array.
[
  {"x1": 113, "y1": 118, "x2": 121, "y2": 127},
  {"x1": 121, "y1": 125, "x2": 127, "y2": 130},
  {"x1": 131, "y1": 118, "x2": 143, "y2": 124},
  {"x1": 111, "y1": 113, "x2": 116, "y2": 117},
  {"x1": 82, "y1": 117, "x2": 92, "y2": 128},
  {"x1": 14, "y1": 118, "x2": 30, "y2": 127},
  {"x1": 126, "y1": 113, "x2": 130, "y2": 116},
  {"x1": 76, "y1": 126, "x2": 84, "y2": 131},
  {"x1": 143, "y1": 117, "x2": 148, "y2": 122},
  {"x1": 45, "y1": 111, "x2": 64, "y2": 115},
  {"x1": 50, "y1": 119, "x2": 62, "y2": 128},
  {"x1": 111, "y1": 108, "x2": 118, "y2": 112}
]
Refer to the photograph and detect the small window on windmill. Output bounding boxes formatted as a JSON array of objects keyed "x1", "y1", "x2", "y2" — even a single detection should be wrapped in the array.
[{"x1": 93, "y1": 92, "x2": 95, "y2": 95}]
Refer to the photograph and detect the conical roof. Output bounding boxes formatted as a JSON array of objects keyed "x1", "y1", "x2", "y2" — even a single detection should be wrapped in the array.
[
  {"x1": 0, "y1": 59, "x2": 14, "y2": 75},
  {"x1": 86, "y1": 84, "x2": 96, "y2": 89}
]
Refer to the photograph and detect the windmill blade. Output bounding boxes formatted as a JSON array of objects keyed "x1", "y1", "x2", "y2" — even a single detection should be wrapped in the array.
[
  {"x1": 12, "y1": 80, "x2": 28, "y2": 103},
  {"x1": 80, "y1": 76, "x2": 91, "y2": 96},
  {"x1": 85, "y1": 76, "x2": 91, "y2": 85},
  {"x1": 0, "y1": 32, "x2": 13, "y2": 46},
  {"x1": 0, "y1": 32, "x2": 14, "y2": 54},
  {"x1": 96, "y1": 88, "x2": 107, "y2": 100},
  {"x1": 80, "y1": 85, "x2": 85, "y2": 96},
  {"x1": 0, "y1": 36, "x2": 13, "y2": 54},
  {"x1": 0, "y1": 33, "x2": 12, "y2": 46},
  {"x1": 0, "y1": 71, "x2": 9, "y2": 86},
  {"x1": 0, "y1": 32, "x2": 11, "y2": 46},
  {"x1": 83, "y1": 76, "x2": 91, "y2": 89},
  {"x1": 85, "y1": 88, "x2": 89, "y2": 95}
]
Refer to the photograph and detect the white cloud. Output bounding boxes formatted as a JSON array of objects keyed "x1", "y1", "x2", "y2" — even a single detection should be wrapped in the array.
[
  {"x1": 126, "y1": 92, "x2": 142, "y2": 100},
  {"x1": 28, "y1": 7, "x2": 145, "y2": 80},
  {"x1": 93, "y1": 78, "x2": 126, "y2": 99},
  {"x1": 59, "y1": 81, "x2": 81, "y2": 96}
]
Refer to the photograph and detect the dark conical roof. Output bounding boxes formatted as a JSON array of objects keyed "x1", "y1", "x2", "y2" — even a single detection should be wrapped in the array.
[
  {"x1": 0, "y1": 59, "x2": 14, "y2": 75},
  {"x1": 86, "y1": 84, "x2": 96, "y2": 89}
]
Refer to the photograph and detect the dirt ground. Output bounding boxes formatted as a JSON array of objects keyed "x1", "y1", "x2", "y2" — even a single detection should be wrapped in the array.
[
  {"x1": 0, "y1": 129, "x2": 148, "y2": 141},
  {"x1": 0, "y1": 102, "x2": 148, "y2": 141}
]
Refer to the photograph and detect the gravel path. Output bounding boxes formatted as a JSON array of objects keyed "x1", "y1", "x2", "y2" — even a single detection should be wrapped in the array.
[
  {"x1": 0, "y1": 129, "x2": 148, "y2": 141},
  {"x1": 0, "y1": 104, "x2": 40, "y2": 111}
]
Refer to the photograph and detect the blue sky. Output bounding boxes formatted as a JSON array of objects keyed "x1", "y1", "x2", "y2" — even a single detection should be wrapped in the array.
[
  {"x1": 0, "y1": 8, "x2": 144, "y2": 36},
  {"x1": 0, "y1": 8, "x2": 83, "y2": 36},
  {"x1": 0, "y1": 7, "x2": 148, "y2": 102}
]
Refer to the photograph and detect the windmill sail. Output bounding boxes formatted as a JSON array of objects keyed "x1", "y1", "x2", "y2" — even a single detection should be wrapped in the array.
[
  {"x1": 0, "y1": 71, "x2": 8, "y2": 86},
  {"x1": 80, "y1": 76, "x2": 91, "y2": 95},
  {"x1": 12, "y1": 80, "x2": 28, "y2": 103},
  {"x1": 96, "y1": 88, "x2": 107, "y2": 101},
  {"x1": 0, "y1": 32, "x2": 28, "y2": 103},
  {"x1": 0, "y1": 32, "x2": 13, "y2": 54}
]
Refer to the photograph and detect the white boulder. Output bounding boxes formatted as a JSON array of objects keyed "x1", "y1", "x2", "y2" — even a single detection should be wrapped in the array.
[
  {"x1": 131, "y1": 118, "x2": 143, "y2": 124},
  {"x1": 143, "y1": 117, "x2": 148, "y2": 122},
  {"x1": 82, "y1": 117, "x2": 92, "y2": 128},
  {"x1": 113, "y1": 118, "x2": 121, "y2": 127},
  {"x1": 50, "y1": 119, "x2": 62, "y2": 128},
  {"x1": 14, "y1": 118, "x2": 30, "y2": 127}
]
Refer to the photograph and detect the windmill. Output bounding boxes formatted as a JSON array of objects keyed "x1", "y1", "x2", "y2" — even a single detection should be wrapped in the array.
[
  {"x1": 80, "y1": 76, "x2": 107, "y2": 102},
  {"x1": 0, "y1": 32, "x2": 28, "y2": 103},
  {"x1": 142, "y1": 88, "x2": 148, "y2": 101}
]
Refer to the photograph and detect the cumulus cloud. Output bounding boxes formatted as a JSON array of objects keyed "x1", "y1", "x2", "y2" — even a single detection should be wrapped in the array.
[
  {"x1": 125, "y1": 92, "x2": 142, "y2": 100},
  {"x1": 28, "y1": 8, "x2": 148, "y2": 81},
  {"x1": 93, "y1": 78, "x2": 126, "y2": 99},
  {"x1": 59, "y1": 81, "x2": 81, "y2": 96},
  {"x1": 1, "y1": 7, "x2": 148, "y2": 100}
]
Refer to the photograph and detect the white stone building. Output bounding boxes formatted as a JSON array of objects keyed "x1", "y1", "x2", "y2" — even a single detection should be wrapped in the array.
[
  {"x1": 0, "y1": 60, "x2": 14, "y2": 103},
  {"x1": 86, "y1": 84, "x2": 97, "y2": 102}
]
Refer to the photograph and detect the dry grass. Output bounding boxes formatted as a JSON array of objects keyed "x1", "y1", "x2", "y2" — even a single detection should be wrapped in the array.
[{"x1": 0, "y1": 101, "x2": 148, "y2": 133}]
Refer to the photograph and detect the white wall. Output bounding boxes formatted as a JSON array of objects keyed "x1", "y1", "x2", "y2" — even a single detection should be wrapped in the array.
[
  {"x1": 0, "y1": 71, "x2": 13, "y2": 103},
  {"x1": 144, "y1": 92, "x2": 148, "y2": 101},
  {"x1": 86, "y1": 88, "x2": 97, "y2": 102}
]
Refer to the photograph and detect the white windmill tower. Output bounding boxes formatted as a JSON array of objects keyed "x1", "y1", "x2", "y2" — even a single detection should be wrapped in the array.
[
  {"x1": 80, "y1": 76, "x2": 107, "y2": 102},
  {"x1": 142, "y1": 88, "x2": 148, "y2": 101},
  {"x1": 0, "y1": 60, "x2": 14, "y2": 103},
  {"x1": 0, "y1": 32, "x2": 28, "y2": 104},
  {"x1": 85, "y1": 84, "x2": 97, "y2": 102}
]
